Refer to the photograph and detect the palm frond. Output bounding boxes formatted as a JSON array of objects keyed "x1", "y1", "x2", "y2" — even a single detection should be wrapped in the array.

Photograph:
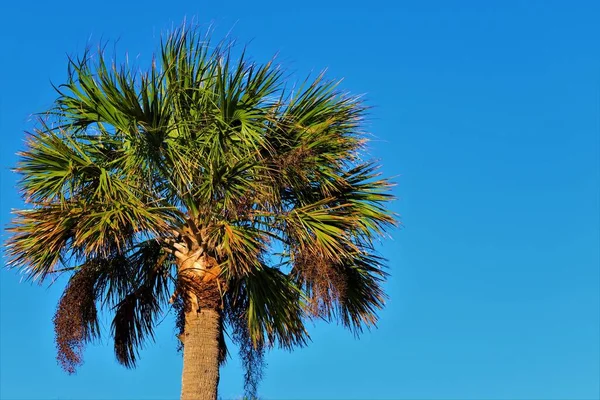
[
  {"x1": 6, "y1": 205, "x2": 78, "y2": 281},
  {"x1": 208, "y1": 221, "x2": 267, "y2": 277},
  {"x1": 55, "y1": 45, "x2": 169, "y2": 136},
  {"x1": 291, "y1": 247, "x2": 387, "y2": 331},
  {"x1": 225, "y1": 267, "x2": 308, "y2": 349},
  {"x1": 111, "y1": 240, "x2": 172, "y2": 368}
]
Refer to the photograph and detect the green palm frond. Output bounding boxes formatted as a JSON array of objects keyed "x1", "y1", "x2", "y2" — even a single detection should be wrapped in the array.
[
  {"x1": 337, "y1": 252, "x2": 388, "y2": 330},
  {"x1": 55, "y1": 47, "x2": 170, "y2": 135},
  {"x1": 226, "y1": 267, "x2": 309, "y2": 349},
  {"x1": 112, "y1": 287, "x2": 161, "y2": 368},
  {"x1": 111, "y1": 241, "x2": 172, "y2": 367}
]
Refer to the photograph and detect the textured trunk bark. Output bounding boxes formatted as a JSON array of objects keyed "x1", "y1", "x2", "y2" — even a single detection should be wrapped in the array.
[{"x1": 180, "y1": 307, "x2": 221, "y2": 400}]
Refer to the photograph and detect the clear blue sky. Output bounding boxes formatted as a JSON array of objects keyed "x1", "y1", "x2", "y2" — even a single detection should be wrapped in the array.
[{"x1": 1, "y1": 1, "x2": 599, "y2": 399}]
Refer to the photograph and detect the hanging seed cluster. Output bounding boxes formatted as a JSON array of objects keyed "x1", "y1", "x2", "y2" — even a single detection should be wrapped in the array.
[
  {"x1": 53, "y1": 267, "x2": 99, "y2": 373},
  {"x1": 294, "y1": 249, "x2": 348, "y2": 318}
]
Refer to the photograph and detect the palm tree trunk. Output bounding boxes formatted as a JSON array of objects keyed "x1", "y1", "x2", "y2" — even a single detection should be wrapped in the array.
[{"x1": 180, "y1": 307, "x2": 221, "y2": 400}]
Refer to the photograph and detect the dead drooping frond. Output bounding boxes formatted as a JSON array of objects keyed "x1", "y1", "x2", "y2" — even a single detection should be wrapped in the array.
[{"x1": 5, "y1": 22, "x2": 397, "y2": 394}]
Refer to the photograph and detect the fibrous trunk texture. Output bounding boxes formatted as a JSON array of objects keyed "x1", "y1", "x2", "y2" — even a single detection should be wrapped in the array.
[{"x1": 180, "y1": 307, "x2": 221, "y2": 400}]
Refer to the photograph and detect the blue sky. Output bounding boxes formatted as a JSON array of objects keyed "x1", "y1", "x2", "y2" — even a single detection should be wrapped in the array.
[{"x1": 1, "y1": 1, "x2": 599, "y2": 399}]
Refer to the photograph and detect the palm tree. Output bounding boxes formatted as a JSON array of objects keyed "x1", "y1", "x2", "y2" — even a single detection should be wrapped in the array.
[{"x1": 5, "y1": 24, "x2": 396, "y2": 400}]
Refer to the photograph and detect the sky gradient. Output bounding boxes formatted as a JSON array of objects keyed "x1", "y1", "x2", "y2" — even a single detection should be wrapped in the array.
[{"x1": 1, "y1": 1, "x2": 599, "y2": 399}]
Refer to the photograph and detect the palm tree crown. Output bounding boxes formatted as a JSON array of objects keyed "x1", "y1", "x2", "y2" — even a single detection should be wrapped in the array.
[{"x1": 6, "y1": 24, "x2": 396, "y2": 397}]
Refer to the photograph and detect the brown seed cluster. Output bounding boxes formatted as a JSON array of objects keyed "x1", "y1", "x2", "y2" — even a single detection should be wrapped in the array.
[
  {"x1": 294, "y1": 249, "x2": 348, "y2": 318},
  {"x1": 53, "y1": 267, "x2": 98, "y2": 374}
]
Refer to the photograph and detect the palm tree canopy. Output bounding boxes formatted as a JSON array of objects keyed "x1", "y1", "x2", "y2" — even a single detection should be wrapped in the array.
[{"x1": 6, "y1": 25, "x2": 396, "y2": 388}]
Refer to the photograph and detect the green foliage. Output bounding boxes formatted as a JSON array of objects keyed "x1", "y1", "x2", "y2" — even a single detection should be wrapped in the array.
[{"x1": 5, "y1": 23, "x2": 396, "y2": 395}]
